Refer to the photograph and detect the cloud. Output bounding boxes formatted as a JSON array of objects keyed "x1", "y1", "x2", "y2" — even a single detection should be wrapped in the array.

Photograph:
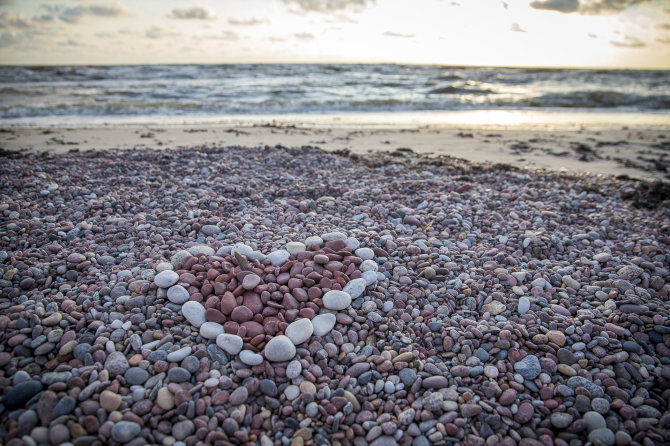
[
  {"x1": 0, "y1": 0, "x2": 12, "y2": 5},
  {"x1": 59, "y1": 2, "x2": 128, "y2": 24},
  {"x1": 294, "y1": 32, "x2": 315, "y2": 39},
  {"x1": 610, "y1": 34, "x2": 645, "y2": 47},
  {"x1": 145, "y1": 26, "x2": 180, "y2": 39},
  {"x1": 0, "y1": 11, "x2": 31, "y2": 28},
  {"x1": 510, "y1": 22, "x2": 526, "y2": 32},
  {"x1": 282, "y1": 0, "x2": 374, "y2": 13},
  {"x1": 657, "y1": 37, "x2": 670, "y2": 45},
  {"x1": 167, "y1": 6, "x2": 216, "y2": 20},
  {"x1": 530, "y1": 0, "x2": 579, "y2": 13},
  {"x1": 588, "y1": 33, "x2": 597, "y2": 38},
  {"x1": 530, "y1": 0, "x2": 650, "y2": 14},
  {"x1": 0, "y1": 30, "x2": 19, "y2": 47},
  {"x1": 383, "y1": 31, "x2": 415, "y2": 38},
  {"x1": 58, "y1": 38, "x2": 83, "y2": 47},
  {"x1": 222, "y1": 30, "x2": 240, "y2": 40},
  {"x1": 228, "y1": 17, "x2": 266, "y2": 26},
  {"x1": 658, "y1": 23, "x2": 670, "y2": 30}
]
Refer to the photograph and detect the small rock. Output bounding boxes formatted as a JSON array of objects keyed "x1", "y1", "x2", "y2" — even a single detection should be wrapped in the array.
[
  {"x1": 200, "y1": 322, "x2": 224, "y2": 339},
  {"x1": 100, "y1": 390, "x2": 122, "y2": 411},
  {"x1": 154, "y1": 270, "x2": 179, "y2": 288},
  {"x1": 342, "y1": 278, "x2": 367, "y2": 299},
  {"x1": 182, "y1": 301, "x2": 206, "y2": 327},
  {"x1": 285, "y1": 318, "x2": 313, "y2": 345},
  {"x1": 240, "y1": 350, "x2": 263, "y2": 366},
  {"x1": 312, "y1": 313, "x2": 336, "y2": 336},
  {"x1": 264, "y1": 336, "x2": 296, "y2": 362},
  {"x1": 111, "y1": 421, "x2": 141, "y2": 443},
  {"x1": 514, "y1": 355, "x2": 541, "y2": 380},
  {"x1": 267, "y1": 250, "x2": 290, "y2": 266},
  {"x1": 167, "y1": 285, "x2": 189, "y2": 304},
  {"x1": 217, "y1": 333, "x2": 243, "y2": 355},
  {"x1": 323, "y1": 290, "x2": 352, "y2": 310}
]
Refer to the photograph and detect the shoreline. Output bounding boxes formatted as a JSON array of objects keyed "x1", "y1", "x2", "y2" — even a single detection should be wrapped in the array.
[{"x1": 1, "y1": 120, "x2": 669, "y2": 181}]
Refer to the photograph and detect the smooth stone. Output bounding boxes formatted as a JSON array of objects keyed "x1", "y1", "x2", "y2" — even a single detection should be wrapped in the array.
[
  {"x1": 200, "y1": 322, "x2": 224, "y2": 339},
  {"x1": 267, "y1": 250, "x2": 290, "y2": 266},
  {"x1": 187, "y1": 245, "x2": 215, "y2": 256},
  {"x1": 166, "y1": 346, "x2": 192, "y2": 362},
  {"x1": 547, "y1": 330, "x2": 566, "y2": 346},
  {"x1": 286, "y1": 360, "x2": 302, "y2": 379},
  {"x1": 217, "y1": 333, "x2": 243, "y2": 355},
  {"x1": 518, "y1": 296, "x2": 530, "y2": 314},
  {"x1": 285, "y1": 242, "x2": 306, "y2": 255},
  {"x1": 3, "y1": 380, "x2": 42, "y2": 410},
  {"x1": 550, "y1": 412, "x2": 573, "y2": 428},
  {"x1": 111, "y1": 421, "x2": 141, "y2": 443},
  {"x1": 589, "y1": 428, "x2": 615, "y2": 446},
  {"x1": 167, "y1": 367, "x2": 191, "y2": 383},
  {"x1": 124, "y1": 367, "x2": 149, "y2": 385},
  {"x1": 230, "y1": 387, "x2": 248, "y2": 405},
  {"x1": 231, "y1": 243, "x2": 253, "y2": 256},
  {"x1": 239, "y1": 349, "x2": 264, "y2": 366},
  {"x1": 52, "y1": 396, "x2": 76, "y2": 418},
  {"x1": 242, "y1": 274, "x2": 261, "y2": 290},
  {"x1": 362, "y1": 270, "x2": 378, "y2": 286},
  {"x1": 514, "y1": 355, "x2": 541, "y2": 380},
  {"x1": 201, "y1": 224, "x2": 221, "y2": 236},
  {"x1": 355, "y1": 247, "x2": 375, "y2": 260},
  {"x1": 323, "y1": 290, "x2": 352, "y2": 310},
  {"x1": 157, "y1": 387, "x2": 175, "y2": 410},
  {"x1": 322, "y1": 231, "x2": 346, "y2": 241},
  {"x1": 482, "y1": 300, "x2": 506, "y2": 315},
  {"x1": 264, "y1": 336, "x2": 296, "y2": 362},
  {"x1": 154, "y1": 270, "x2": 179, "y2": 288},
  {"x1": 304, "y1": 236, "x2": 323, "y2": 247},
  {"x1": 100, "y1": 390, "x2": 122, "y2": 411},
  {"x1": 342, "y1": 278, "x2": 367, "y2": 299},
  {"x1": 170, "y1": 250, "x2": 191, "y2": 267},
  {"x1": 312, "y1": 313, "x2": 336, "y2": 336},
  {"x1": 359, "y1": 259, "x2": 378, "y2": 273},
  {"x1": 583, "y1": 411, "x2": 607, "y2": 432},
  {"x1": 172, "y1": 420, "x2": 195, "y2": 441},
  {"x1": 167, "y1": 285, "x2": 190, "y2": 304},
  {"x1": 285, "y1": 318, "x2": 314, "y2": 345},
  {"x1": 182, "y1": 301, "x2": 206, "y2": 328}
]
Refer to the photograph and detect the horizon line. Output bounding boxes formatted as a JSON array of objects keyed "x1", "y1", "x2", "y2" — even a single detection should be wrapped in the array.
[{"x1": 0, "y1": 61, "x2": 669, "y2": 71}]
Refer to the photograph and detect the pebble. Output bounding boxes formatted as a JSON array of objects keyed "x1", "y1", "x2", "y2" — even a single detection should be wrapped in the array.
[
  {"x1": 267, "y1": 249, "x2": 290, "y2": 266},
  {"x1": 311, "y1": 313, "x2": 336, "y2": 336},
  {"x1": 167, "y1": 284, "x2": 190, "y2": 304},
  {"x1": 1, "y1": 144, "x2": 667, "y2": 446},
  {"x1": 518, "y1": 296, "x2": 530, "y2": 313},
  {"x1": 154, "y1": 270, "x2": 179, "y2": 288},
  {"x1": 200, "y1": 322, "x2": 224, "y2": 339},
  {"x1": 182, "y1": 301, "x2": 206, "y2": 327},
  {"x1": 240, "y1": 350, "x2": 263, "y2": 366},
  {"x1": 323, "y1": 290, "x2": 352, "y2": 310},
  {"x1": 217, "y1": 333, "x2": 243, "y2": 355},
  {"x1": 514, "y1": 355, "x2": 541, "y2": 380},
  {"x1": 264, "y1": 336, "x2": 296, "y2": 362},
  {"x1": 111, "y1": 421, "x2": 141, "y2": 443},
  {"x1": 285, "y1": 318, "x2": 314, "y2": 345}
]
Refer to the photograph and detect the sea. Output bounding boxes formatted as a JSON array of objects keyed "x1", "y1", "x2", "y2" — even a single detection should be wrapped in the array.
[{"x1": 1, "y1": 64, "x2": 669, "y2": 128}]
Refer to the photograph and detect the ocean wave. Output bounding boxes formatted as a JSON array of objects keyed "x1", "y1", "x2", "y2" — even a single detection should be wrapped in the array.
[
  {"x1": 522, "y1": 90, "x2": 670, "y2": 109},
  {"x1": 428, "y1": 85, "x2": 494, "y2": 95}
]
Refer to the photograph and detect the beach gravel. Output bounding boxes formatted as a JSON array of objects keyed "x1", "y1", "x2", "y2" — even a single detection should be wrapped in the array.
[{"x1": 0, "y1": 145, "x2": 668, "y2": 446}]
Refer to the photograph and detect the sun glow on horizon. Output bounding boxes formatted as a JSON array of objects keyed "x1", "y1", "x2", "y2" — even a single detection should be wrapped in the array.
[{"x1": 0, "y1": 0, "x2": 668, "y2": 68}]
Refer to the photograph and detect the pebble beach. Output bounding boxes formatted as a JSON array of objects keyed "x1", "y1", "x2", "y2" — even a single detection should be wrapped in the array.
[{"x1": 0, "y1": 144, "x2": 669, "y2": 446}]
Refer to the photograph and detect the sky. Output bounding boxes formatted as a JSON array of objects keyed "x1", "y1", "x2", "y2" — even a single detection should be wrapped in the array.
[{"x1": 0, "y1": 0, "x2": 669, "y2": 68}]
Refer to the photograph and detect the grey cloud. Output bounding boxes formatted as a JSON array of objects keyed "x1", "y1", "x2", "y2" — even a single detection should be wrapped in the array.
[
  {"x1": 0, "y1": 11, "x2": 31, "y2": 28},
  {"x1": 530, "y1": 0, "x2": 649, "y2": 14},
  {"x1": 283, "y1": 0, "x2": 374, "y2": 13},
  {"x1": 610, "y1": 35, "x2": 645, "y2": 47},
  {"x1": 196, "y1": 30, "x2": 240, "y2": 40},
  {"x1": 228, "y1": 17, "x2": 266, "y2": 26},
  {"x1": 529, "y1": 0, "x2": 578, "y2": 13},
  {"x1": 59, "y1": 2, "x2": 128, "y2": 24},
  {"x1": 168, "y1": 6, "x2": 216, "y2": 20},
  {"x1": 222, "y1": 30, "x2": 240, "y2": 40},
  {"x1": 658, "y1": 23, "x2": 670, "y2": 30},
  {"x1": 0, "y1": 0, "x2": 12, "y2": 5},
  {"x1": 58, "y1": 38, "x2": 82, "y2": 46},
  {"x1": 510, "y1": 22, "x2": 526, "y2": 32},
  {"x1": 145, "y1": 26, "x2": 180, "y2": 39},
  {"x1": 657, "y1": 37, "x2": 670, "y2": 44},
  {"x1": 383, "y1": 31, "x2": 414, "y2": 38},
  {"x1": 0, "y1": 30, "x2": 19, "y2": 47},
  {"x1": 294, "y1": 32, "x2": 315, "y2": 39}
]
